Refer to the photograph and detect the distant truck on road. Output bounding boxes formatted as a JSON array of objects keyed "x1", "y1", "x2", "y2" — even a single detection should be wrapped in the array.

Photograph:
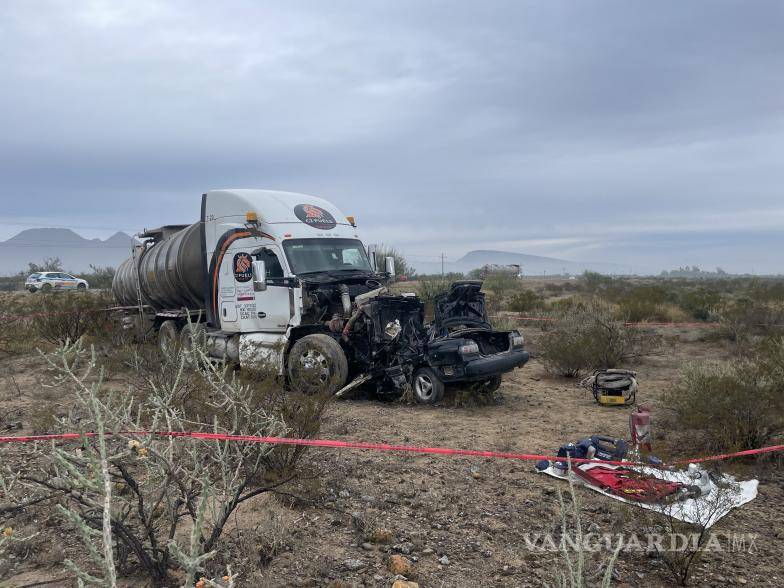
[
  {"x1": 479, "y1": 264, "x2": 522, "y2": 279},
  {"x1": 112, "y1": 189, "x2": 528, "y2": 401}
]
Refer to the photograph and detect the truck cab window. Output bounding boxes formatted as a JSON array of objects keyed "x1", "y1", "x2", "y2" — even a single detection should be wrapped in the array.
[
  {"x1": 283, "y1": 238, "x2": 372, "y2": 275},
  {"x1": 258, "y1": 249, "x2": 284, "y2": 278}
]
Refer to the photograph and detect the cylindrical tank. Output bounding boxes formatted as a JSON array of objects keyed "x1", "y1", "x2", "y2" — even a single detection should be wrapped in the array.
[{"x1": 112, "y1": 222, "x2": 204, "y2": 310}]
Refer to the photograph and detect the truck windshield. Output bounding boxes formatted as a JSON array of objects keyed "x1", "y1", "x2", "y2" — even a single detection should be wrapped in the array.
[{"x1": 283, "y1": 238, "x2": 372, "y2": 275}]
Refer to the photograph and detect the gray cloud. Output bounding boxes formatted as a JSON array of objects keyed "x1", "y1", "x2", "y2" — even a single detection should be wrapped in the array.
[{"x1": 1, "y1": 0, "x2": 783, "y2": 273}]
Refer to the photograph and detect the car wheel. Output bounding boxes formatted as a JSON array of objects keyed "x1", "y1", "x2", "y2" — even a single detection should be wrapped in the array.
[
  {"x1": 180, "y1": 323, "x2": 207, "y2": 367},
  {"x1": 475, "y1": 375, "x2": 502, "y2": 394},
  {"x1": 40, "y1": 283, "x2": 53, "y2": 292},
  {"x1": 27, "y1": 286, "x2": 37, "y2": 293},
  {"x1": 412, "y1": 367, "x2": 444, "y2": 404},
  {"x1": 77, "y1": 283, "x2": 87, "y2": 290},
  {"x1": 287, "y1": 334, "x2": 348, "y2": 395},
  {"x1": 158, "y1": 320, "x2": 180, "y2": 357}
]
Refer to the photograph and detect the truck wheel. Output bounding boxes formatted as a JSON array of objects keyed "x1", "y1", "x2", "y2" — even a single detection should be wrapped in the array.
[
  {"x1": 158, "y1": 320, "x2": 180, "y2": 357},
  {"x1": 180, "y1": 323, "x2": 207, "y2": 366},
  {"x1": 412, "y1": 367, "x2": 444, "y2": 404},
  {"x1": 287, "y1": 334, "x2": 348, "y2": 395}
]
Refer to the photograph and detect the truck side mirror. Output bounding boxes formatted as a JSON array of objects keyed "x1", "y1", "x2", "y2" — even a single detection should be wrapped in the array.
[
  {"x1": 252, "y1": 260, "x2": 267, "y2": 291},
  {"x1": 385, "y1": 256, "x2": 396, "y2": 277},
  {"x1": 367, "y1": 245, "x2": 377, "y2": 271}
]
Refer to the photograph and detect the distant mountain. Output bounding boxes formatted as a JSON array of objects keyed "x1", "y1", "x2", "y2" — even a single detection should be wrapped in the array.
[
  {"x1": 410, "y1": 249, "x2": 627, "y2": 276},
  {"x1": 0, "y1": 228, "x2": 139, "y2": 275},
  {"x1": 6, "y1": 227, "x2": 87, "y2": 244}
]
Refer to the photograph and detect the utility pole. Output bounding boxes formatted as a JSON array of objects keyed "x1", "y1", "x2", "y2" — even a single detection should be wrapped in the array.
[{"x1": 440, "y1": 252, "x2": 446, "y2": 276}]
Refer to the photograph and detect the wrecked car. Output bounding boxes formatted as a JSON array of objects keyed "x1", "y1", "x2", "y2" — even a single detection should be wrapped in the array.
[{"x1": 336, "y1": 280, "x2": 529, "y2": 403}]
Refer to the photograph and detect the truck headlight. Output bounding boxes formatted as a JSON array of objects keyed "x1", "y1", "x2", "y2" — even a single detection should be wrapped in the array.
[
  {"x1": 510, "y1": 331, "x2": 524, "y2": 349},
  {"x1": 459, "y1": 341, "x2": 480, "y2": 356}
]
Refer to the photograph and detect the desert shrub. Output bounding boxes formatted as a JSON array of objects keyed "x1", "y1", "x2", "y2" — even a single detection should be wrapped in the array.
[
  {"x1": 77, "y1": 265, "x2": 116, "y2": 290},
  {"x1": 490, "y1": 315, "x2": 519, "y2": 332},
  {"x1": 543, "y1": 282, "x2": 566, "y2": 295},
  {"x1": 482, "y1": 273, "x2": 519, "y2": 302},
  {"x1": 678, "y1": 287, "x2": 721, "y2": 320},
  {"x1": 415, "y1": 276, "x2": 450, "y2": 318},
  {"x1": 0, "y1": 293, "x2": 41, "y2": 355},
  {"x1": 579, "y1": 271, "x2": 613, "y2": 294},
  {"x1": 665, "y1": 338, "x2": 784, "y2": 451},
  {"x1": 552, "y1": 468, "x2": 621, "y2": 588},
  {"x1": 717, "y1": 297, "x2": 784, "y2": 342},
  {"x1": 2, "y1": 339, "x2": 321, "y2": 586},
  {"x1": 30, "y1": 290, "x2": 113, "y2": 346},
  {"x1": 539, "y1": 302, "x2": 639, "y2": 377},
  {"x1": 375, "y1": 245, "x2": 416, "y2": 279},
  {"x1": 26, "y1": 257, "x2": 63, "y2": 273},
  {"x1": 548, "y1": 296, "x2": 582, "y2": 313},
  {"x1": 0, "y1": 277, "x2": 24, "y2": 292},
  {"x1": 633, "y1": 480, "x2": 742, "y2": 586},
  {"x1": 508, "y1": 289, "x2": 545, "y2": 312},
  {"x1": 616, "y1": 285, "x2": 675, "y2": 322}
]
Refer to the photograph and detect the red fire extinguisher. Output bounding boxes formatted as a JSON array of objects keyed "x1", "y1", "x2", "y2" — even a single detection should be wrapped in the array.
[{"x1": 630, "y1": 405, "x2": 652, "y2": 454}]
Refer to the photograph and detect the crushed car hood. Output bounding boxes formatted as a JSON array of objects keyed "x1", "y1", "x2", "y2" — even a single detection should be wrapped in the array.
[{"x1": 432, "y1": 280, "x2": 491, "y2": 331}]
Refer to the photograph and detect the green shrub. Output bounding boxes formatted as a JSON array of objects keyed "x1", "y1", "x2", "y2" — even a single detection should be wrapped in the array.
[
  {"x1": 539, "y1": 301, "x2": 637, "y2": 377},
  {"x1": 678, "y1": 287, "x2": 721, "y2": 320},
  {"x1": 666, "y1": 338, "x2": 784, "y2": 451},
  {"x1": 77, "y1": 264, "x2": 116, "y2": 290},
  {"x1": 580, "y1": 271, "x2": 613, "y2": 293},
  {"x1": 375, "y1": 245, "x2": 416, "y2": 279},
  {"x1": 507, "y1": 289, "x2": 544, "y2": 312},
  {"x1": 718, "y1": 297, "x2": 784, "y2": 342},
  {"x1": 31, "y1": 291, "x2": 113, "y2": 345},
  {"x1": 482, "y1": 273, "x2": 520, "y2": 302},
  {"x1": 415, "y1": 276, "x2": 450, "y2": 317},
  {"x1": 616, "y1": 285, "x2": 675, "y2": 322}
]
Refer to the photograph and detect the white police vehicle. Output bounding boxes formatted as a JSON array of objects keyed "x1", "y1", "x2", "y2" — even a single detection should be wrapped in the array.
[{"x1": 25, "y1": 272, "x2": 89, "y2": 292}]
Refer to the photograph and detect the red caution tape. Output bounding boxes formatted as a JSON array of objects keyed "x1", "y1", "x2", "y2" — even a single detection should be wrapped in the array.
[{"x1": 0, "y1": 430, "x2": 781, "y2": 468}]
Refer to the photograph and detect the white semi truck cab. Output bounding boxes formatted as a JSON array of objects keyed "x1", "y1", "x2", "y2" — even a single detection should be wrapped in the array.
[{"x1": 113, "y1": 189, "x2": 528, "y2": 400}]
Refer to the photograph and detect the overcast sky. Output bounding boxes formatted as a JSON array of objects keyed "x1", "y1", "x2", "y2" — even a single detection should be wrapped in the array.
[{"x1": 1, "y1": 1, "x2": 783, "y2": 273}]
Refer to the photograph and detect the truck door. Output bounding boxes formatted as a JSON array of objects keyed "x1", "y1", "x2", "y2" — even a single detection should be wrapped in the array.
[
  {"x1": 252, "y1": 246, "x2": 293, "y2": 333},
  {"x1": 226, "y1": 246, "x2": 291, "y2": 334}
]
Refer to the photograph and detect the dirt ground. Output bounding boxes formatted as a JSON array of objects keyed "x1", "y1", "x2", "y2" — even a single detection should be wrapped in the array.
[{"x1": 1, "y1": 328, "x2": 783, "y2": 587}]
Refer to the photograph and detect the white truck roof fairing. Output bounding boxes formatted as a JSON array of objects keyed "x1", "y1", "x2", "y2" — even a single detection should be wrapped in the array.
[{"x1": 204, "y1": 189, "x2": 360, "y2": 242}]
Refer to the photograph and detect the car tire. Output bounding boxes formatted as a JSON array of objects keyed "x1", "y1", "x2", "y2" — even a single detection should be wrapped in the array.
[
  {"x1": 40, "y1": 283, "x2": 53, "y2": 293},
  {"x1": 158, "y1": 320, "x2": 180, "y2": 357},
  {"x1": 412, "y1": 367, "x2": 445, "y2": 404},
  {"x1": 27, "y1": 286, "x2": 37, "y2": 293},
  {"x1": 180, "y1": 323, "x2": 207, "y2": 367},
  {"x1": 287, "y1": 334, "x2": 348, "y2": 395},
  {"x1": 77, "y1": 283, "x2": 87, "y2": 290}
]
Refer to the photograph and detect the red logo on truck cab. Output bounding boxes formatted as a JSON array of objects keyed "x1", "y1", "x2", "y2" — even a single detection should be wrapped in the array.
[
  {"x1": 233, "y1": 252, "x2": 253, "y2": 282},
  {"x1": 294, "y1": 204, "x2": 337, "y2": 230}
]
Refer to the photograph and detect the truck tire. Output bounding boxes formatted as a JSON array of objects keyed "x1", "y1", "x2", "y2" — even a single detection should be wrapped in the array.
[
  {"x1": 412, "y1": 367, "x2": 444, "y2": 404},
  {"x1": 158, "y1": 320, "x2": 180, "y2": 357},
  {"x1": 287, "y1": 334, "x2": 348, "y2": 395},
  {"x1": 180, "y1": 323, "x2": 207, "y2": 366}
]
